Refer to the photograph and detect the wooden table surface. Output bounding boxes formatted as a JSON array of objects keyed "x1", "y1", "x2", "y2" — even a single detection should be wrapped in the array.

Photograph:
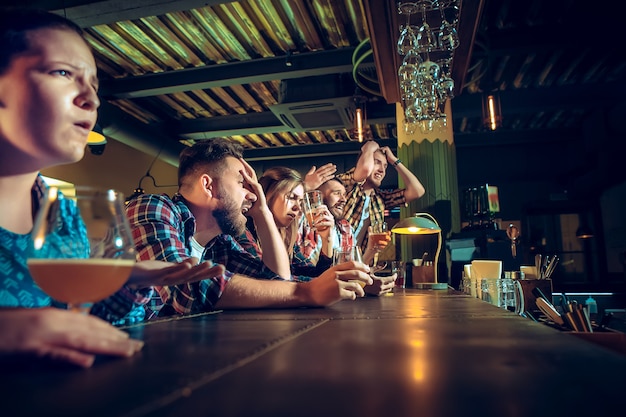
[{"x1": 2, "y1": 289, "x2": 625, "y2": 417}]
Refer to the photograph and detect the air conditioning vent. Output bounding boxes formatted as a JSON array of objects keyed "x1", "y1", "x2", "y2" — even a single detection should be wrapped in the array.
[
  {"x1": 269, "y1": 96, "x2": 355, "y2": 131},
  {"x1": 269, "y1": 75, "x2": 356, "y2": 131}
]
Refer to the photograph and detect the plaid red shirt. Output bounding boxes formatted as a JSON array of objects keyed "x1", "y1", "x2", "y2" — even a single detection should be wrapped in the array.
[
  {"x1": 126, "y1": 193, "x2": 240, "y2": 315},
  {"x1": 238, "y1": 222, "x2": 332, "y2": 282}
]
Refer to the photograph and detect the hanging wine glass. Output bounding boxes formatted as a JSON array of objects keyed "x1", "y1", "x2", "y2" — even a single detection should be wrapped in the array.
[
  {"x1": 401, "y1": 47, "x2": 423, "y2": 68},
  {"x1": 403, "y1": 119, "x2": 417, "y2": 135},
  {"x1": 405, "y1": 97, "x2": 422, "y2": 124},
  {"x1": 397, "y1": 0, "x2": 460, "y2": 130},
  {"x1": 419, "y1": 118, "x2": 435, "y2": 133},
  {"x1": 416, "y1": 21, "x2": 436, "y2": 53},
  {"x1": 415, "y1": 2, "x2": 437, "y2": 53},
  {"x1": 397, "y1": 2, "x2": 419, "y2": 55},
  {"x1": 398, "y1": 25, "x2": 418, "y2": 55},
  {"x1": 398, "y1": 48, "x2": 422, "y2": 96},
  {"x1": 439, "y1": 76, "x2": 455, "y2": 100},
  {"x1": 438, "y1": 20, "x2": 459, "y2": 51},
  {"x1": 417, "y1": 60, "x2": 440, "y2": 97},
  {"x1": 397, "y1": 1, "x2": 419, "y2": 15},
  {"x1": 437, "y1": 2, "x2": 459, "y2": 51},
  {"x1": 434, "y1": 113, "x2": 448, "y2": 132}
]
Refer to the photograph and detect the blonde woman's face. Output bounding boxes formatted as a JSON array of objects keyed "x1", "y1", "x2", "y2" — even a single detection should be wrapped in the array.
[{"x1": 271, "y1": 184, "x2": 304, "y2": 228}]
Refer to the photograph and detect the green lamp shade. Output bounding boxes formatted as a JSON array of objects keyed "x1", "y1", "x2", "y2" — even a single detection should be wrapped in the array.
[{"x1": 391, "y1": 214, "x2": 441, "y2": 235}]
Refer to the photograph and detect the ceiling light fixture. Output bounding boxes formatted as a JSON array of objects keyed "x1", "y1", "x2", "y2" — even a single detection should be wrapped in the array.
[
  {"x1": 482, "y1": 90, "x2": 502, "y2": 131},
  {"x1": 87, "y1": 123, "x2": 107, "y2": 155},
  {"x1": 576, "y1": 223, "x2": 594, "y2": 239},
  {"x1": 87, "y1": 123, "x2": 107, "y2": 145},
  {"x1": 352, "y1": 89, "x2": 369, "y2": 142}
]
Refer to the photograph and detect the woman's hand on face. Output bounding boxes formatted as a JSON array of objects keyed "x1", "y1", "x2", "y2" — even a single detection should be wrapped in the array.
[
  {"x1": 126, "y1": 258, "x2": 226, "y2": 289},
  {"x1": 0, "y1": 308, "x2": 144, "y2": 368}
]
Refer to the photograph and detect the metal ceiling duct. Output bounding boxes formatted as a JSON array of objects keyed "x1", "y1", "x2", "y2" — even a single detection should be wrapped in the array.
[{"x1": 98, "y1": 102, "x2": 185, "y2": 167}]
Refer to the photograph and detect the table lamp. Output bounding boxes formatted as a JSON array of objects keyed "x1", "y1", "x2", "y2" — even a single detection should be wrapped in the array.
[{"x1": 391, "y1": 212, "x2": 447, "y2": 290}]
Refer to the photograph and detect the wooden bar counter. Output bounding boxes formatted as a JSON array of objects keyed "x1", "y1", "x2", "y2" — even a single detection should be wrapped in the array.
[{"x1": 2, "y1": 289, "x2": 625, "y2": 416}]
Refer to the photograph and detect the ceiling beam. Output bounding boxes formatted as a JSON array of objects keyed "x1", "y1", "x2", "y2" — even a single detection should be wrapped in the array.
[
  {"x1": 473, "y1": 25, "x2": 617, "y2": 58},
  {"x1": 454, "y1": 128, "x2": 578, "y2": 148},
  {"x1": 40, "y1": 0, "x2": 232, "y2": 27},
  {"x1": 362, "y1": 0, "x2": 400, "y2": 104},
  {"x1": 136, "y1": 79, "x2": 625, "y2": 140},
  {"x1": 452, "y1": 0, "x2": 485, "y2": 94},
  {"x1": 175, "y1": 112, "x2": 286, "y2": 140},
  {"x1": 243, "y1": 139, "x2": 397, "y2": 162},
  {"x1": 452, "y1": 81, "x2": 626, "y2": 118},
  {"x1": 100, "y1": 48, "x2": 356, "y2": 99},
  {"x1": 163, "y1": 100, "x2": 396, "y2": 138}
]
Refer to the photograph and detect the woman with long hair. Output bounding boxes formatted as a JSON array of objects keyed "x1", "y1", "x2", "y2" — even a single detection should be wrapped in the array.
[{"x1": 239, "y1": 167, "x2": 334, "y2": 280}]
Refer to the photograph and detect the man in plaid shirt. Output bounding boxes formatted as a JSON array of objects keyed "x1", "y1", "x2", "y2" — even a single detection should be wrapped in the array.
[
  {"x1": 317, "y1": 178, "x2": 395, "y2": 296},
  {"x1": 337, "y1": 141, "x2": 426, "y2": 252},
  {"x1": 125, "y1": 139, "x2": 372, "y2": 315}
]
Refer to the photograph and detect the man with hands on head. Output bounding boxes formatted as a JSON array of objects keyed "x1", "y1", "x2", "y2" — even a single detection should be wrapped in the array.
[{"x1": 337, "y1": 140, "x2": 425, "y2": 252}]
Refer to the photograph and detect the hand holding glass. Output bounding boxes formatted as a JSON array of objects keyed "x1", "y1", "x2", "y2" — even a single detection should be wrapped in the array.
[
  {"x1": 333, "y1": 246, "x2": 366, "y2": 288},
  {"x1": 303, "y1": 190, "x2": 323, "y2": 230},
  {"x1": 333, "y1": 245, "x2": 363, "y2": 265},
  {"x1": 28, "y1": 186, "x2": 137, "y2": 313}
]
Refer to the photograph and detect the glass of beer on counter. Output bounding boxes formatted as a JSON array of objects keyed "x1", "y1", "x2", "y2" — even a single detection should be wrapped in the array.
[
  {"x1": 333, "y1": 245, "x2": 366, "y2": 287},
  {"x1": 368, "y1": 221, "x2": 388, "y2": 273},
  {"x1": 27, "y1": 186, "x2": 137, "y2": 313}
]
